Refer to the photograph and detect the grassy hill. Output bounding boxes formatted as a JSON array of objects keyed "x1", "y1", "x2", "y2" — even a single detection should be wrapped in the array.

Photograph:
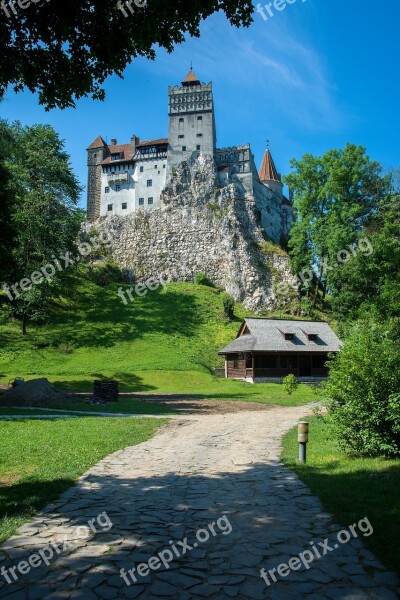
[{"x1": 0, "y1": 271, "x2": 319, "y2": 405}]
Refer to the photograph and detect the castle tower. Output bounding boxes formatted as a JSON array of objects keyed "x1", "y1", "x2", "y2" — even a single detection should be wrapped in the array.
[
  {"x1": 167, "y1": 69, "x2": 217, "y2": 176},
  {"x1": 258, "y1": 147, "x2": 283, "y2": 200},
  {"x1": 86, "y1": 136, "x2": 108, "y2": 221}
]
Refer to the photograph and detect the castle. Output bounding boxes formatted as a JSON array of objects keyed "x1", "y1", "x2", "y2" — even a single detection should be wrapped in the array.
[
  {"x1": 84, "y1": 69, "x2": 295, "y2": 310},
  {"x1": 86, "y1": 68, "x2": 293, "y2": 242}
]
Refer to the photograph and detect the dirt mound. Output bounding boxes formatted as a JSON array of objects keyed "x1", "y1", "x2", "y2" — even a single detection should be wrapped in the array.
[{"x1": 0, "y1": 378, "x2": 71, "y2": 407}]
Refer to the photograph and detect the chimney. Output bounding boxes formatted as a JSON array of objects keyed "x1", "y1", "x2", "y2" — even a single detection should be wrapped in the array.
[
  {"x1": 131, "y1": 135, "x2": 139, "y2": 155},
  {"x1": 111, "y1": 138, "x2": 117, "y2": 146}
]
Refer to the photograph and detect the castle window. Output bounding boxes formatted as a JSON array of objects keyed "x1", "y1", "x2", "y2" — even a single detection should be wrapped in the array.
[
  {"x1": 147, "y1": 180, "x2": 152, "y2": 187},
  {"x1": 139, "y1": 198, "x2": 144, "y2": 206},
  {"x1": 196, "y1": 145, "x2": 201, "y2": 151},
  {"x1": 148, "y1": 197, "x2": 154, "y2": 205},
  {"x1": 111, "y1": 154, "x2": 122, "y2": 161},
  {"x1": 107, "y1": 204, "x2": 113, "y2": 211},
  {"x1": 182, "y1": 146, "x2": 186, "y2": 151},
  {"x1": 197, "y1": 116, "x2": 202, "y2": 121},
  {"x1": 93, "y1": 153, "x2": 97, "y2": 158},
  {"x1": 105, "y1": 187, "x2": 110, "y2": 194},
  {"x1": 197, "y1": 133, "x2": 203, "y2": 137},
  {"x1": 140, "y1": 166, "x2": 144, "y2": 173},
  {"x1": 116, "y1": 184, "x2": 121, "y2": 192},
  {"x1": 179, "y1": 118, "x2": 184, "y2": 131},
  {"x1": 178, "y1": 135, "x2": 184, "y2": 139},
  {"x1": 122, "y1": 202, "x2": 127, "y2": 209},
  {"x1": 155, "y1": 165, "x2": 157, "y2": 169},
  {"x1": 163, "y1": 165, "x2": 166, "y2": 168}
]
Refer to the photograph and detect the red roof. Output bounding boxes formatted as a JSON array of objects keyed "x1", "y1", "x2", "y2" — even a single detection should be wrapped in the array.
[
  {"x1": 182, "y1": 69, "x2": 200, "y2": 85},
  {"x1": 101, "y1": 138, "x2": 168, "y2": 165},
  {"x1": 138, "y1": 138, "x2": 168, "y2": 147},
  {"x1": 102, "y1": 143, "x2": 133, "y2": 165},
  {"x1": 259, "y1": 149, "x2": 280, "y2": 183},
  {"x1": 86, "y1": 135, "x2": 107, "y2": 151}
]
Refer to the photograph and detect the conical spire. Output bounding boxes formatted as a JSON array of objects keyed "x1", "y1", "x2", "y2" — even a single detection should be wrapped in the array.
[
  {"x1": 259, "y1": 147, "x2": 280, "y2": 183},
  {"x1": 182, "y1": 68, "x2": 200, "y2": 86}
]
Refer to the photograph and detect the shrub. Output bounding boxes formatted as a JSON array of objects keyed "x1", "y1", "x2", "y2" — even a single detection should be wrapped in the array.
[
  {"x1": 283, "y1": 373, "x2": 298, "y2": 395},
  {"x1": 222, "y1": 294, "x2": 235, "y2": 320},
  {"x1": 195, "y1": 272, "x2": 214, "y2": 287},
  {"x1": 324, "y1": 319, "x2": 400, "y2": 457}
]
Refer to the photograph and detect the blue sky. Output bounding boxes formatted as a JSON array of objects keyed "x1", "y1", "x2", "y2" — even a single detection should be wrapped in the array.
[{"x1": 1, "y1": 0, "x2": 399, "y2": 208}]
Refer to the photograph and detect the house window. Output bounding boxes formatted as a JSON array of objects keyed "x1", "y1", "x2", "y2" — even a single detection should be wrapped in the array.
[
  {"x1": 280, "y1": 355, "x2": 298, "y2": 369},
  {"x1": 139, "y1": 198, "x2": 144, "y2": 206},
  {"x1": 233, "y1": 358, "x2": 238, "y2": 368},
  {"x1": 140, "y1": 166, "x2": 144, "y2": 173},
  {"x1": 313, "y1": 355, "x2": 327, "y2": 369},
  {"x1": 255, "y1": 355, "x2": 278, "y2": 369},
  {"x1": 147, "y1": 179, "x2": 153, "y2": 187},
  {"x1": 111, "y1": 154, "x2": 121, "y2": 161},
  {"x1": 107, "y1": 204, "x2": 113, "y2": 211},
  {"x1": 105, "y1": 187, "x2": 110, "y2": 194},
  {"x1": 116, "y1": 184, "x2": 121, "y2": 192},
  {"x1": 182, "y1": 146, "x2": 186, "y2": 151},
  {"x1": 284, "y1": 333, "x2": 295, "y2": 341},
  {"x1": 148, "y1": 197, "x2": 154, "y2": 205},
  {"x1": 122, "y1": 202, "x2": 127, "y2": 209}
]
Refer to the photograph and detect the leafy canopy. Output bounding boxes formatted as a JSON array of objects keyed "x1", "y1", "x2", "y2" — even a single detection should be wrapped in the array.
[{"x1": 0, "y1": 0, "x2": 253, "y2": 109}]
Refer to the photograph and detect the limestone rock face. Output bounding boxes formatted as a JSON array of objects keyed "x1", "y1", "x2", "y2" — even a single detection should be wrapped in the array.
[{"x1": 83, "y1": 156, "x2": 294, "y2": 311}]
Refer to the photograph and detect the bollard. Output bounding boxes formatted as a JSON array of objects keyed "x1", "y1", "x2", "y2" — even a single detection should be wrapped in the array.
[{"x1": 298, "y1": 421, "x2": 309, "y2": 463}]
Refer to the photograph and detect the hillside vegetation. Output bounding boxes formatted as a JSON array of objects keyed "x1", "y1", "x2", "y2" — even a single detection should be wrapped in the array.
[{"x1": 0, "y1": 272, "x2": 319, "y2": 405}]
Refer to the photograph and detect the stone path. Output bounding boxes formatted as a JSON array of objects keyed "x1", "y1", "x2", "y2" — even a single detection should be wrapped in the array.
[{"x1": 0, "y1": 406, "x2": 399, "y2": 599}]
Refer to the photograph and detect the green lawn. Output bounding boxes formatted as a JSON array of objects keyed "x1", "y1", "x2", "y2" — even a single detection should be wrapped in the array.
[
  {"x1": 0, "y1": 278, "x2": 322, "y2": 405},
  {"x1": 281, "y1": 416, "x2": 400, "y2": 576},
  {"x1": 0, "y1": 417, "x2": 167, "y2": 543}
]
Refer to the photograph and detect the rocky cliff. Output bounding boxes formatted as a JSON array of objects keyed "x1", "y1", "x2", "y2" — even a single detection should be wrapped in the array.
[{"x1": 82, "y1": 156, "x2": 294, "y2": 311}]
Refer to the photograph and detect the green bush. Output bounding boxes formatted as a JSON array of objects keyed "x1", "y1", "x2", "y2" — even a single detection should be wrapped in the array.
[
  {"x1": 324, "y1": 319, "x2": 400, "y2": 457},
  {"x1": 283, "y1": 373, "x2": 298, "y2": 395},
  {"x1": 195, "y1": 272, "x2": 214, "y2": 287},
  {"x1": 222, "y1": 294, "x2": 235, "y2": 320}
]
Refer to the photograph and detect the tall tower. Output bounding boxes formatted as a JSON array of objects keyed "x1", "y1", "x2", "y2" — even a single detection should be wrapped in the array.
[
  {"x1": 258, "y1": 146, "x2": 283, "y2": 200},
  {"x1": 86, "y1": 136, "x2": 108, "y2": 221},
  {"x1": 167, "y1": 69, "x2": 216, "y2": 175}
]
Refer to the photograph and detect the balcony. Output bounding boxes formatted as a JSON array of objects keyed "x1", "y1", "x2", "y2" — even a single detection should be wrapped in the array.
[{"x1": 107, "y1": 172, "x2": 129, "y2": 183}]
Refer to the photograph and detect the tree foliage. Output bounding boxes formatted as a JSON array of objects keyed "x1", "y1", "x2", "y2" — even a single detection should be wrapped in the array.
[
  {"x1": 0, "y1": 0, "x2": 253, "y2": 109},
  {"x1": 324, "y1": 319, "x2": 400, "y2": 457},
  {"x1": 284, "y1": 144, "x2": 387, "y2": 307},
  {"x1": 1, "y1": 120, "x2": 82, "y2": 333}
]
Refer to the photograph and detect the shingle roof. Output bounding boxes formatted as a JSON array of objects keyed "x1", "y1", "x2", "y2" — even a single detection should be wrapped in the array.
[
  {"x1": 259, "y1": 149, "x2": 280, "y2": 183},
  {"x1": 182, "y1": 69, "x2": 200, "y2": 85},
  {"x1": 219, "y1": 319, "x2": 341, "y2": 354},
  {"x1": 101, "y1": 138, "x2": 168, "y2": 165},
  {"x1": 102, "y1": 143, "x2": 133, "y2": 165},
  {"x1": 86, "y1": 135, "x2": 108, "y2": 151}
]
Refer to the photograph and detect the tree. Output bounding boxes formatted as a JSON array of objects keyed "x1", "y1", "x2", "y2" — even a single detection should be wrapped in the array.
[
  {"x1": 284, "y1": 145, "x2": 387, "y2": 308},
  {"x1": 0, "y1": 0, "x2": 253, "y2": 109},
  {"x1": 324, "y1": 319, "x2": 400, "y2": 457},
  {"x1": 330, "y1": 188, "x2": 400, "y2": 323},
  {"x1": 0, "y1": 122, "x2": 16, "y2": 282},
  {"x1": 1, "y1": 121, "x2": 82, "y2": 334}
]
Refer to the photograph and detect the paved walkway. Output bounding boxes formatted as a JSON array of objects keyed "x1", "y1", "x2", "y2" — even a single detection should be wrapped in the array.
[{"x1": 0, "y1": 406, "x2": 399, "y2": 599}]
